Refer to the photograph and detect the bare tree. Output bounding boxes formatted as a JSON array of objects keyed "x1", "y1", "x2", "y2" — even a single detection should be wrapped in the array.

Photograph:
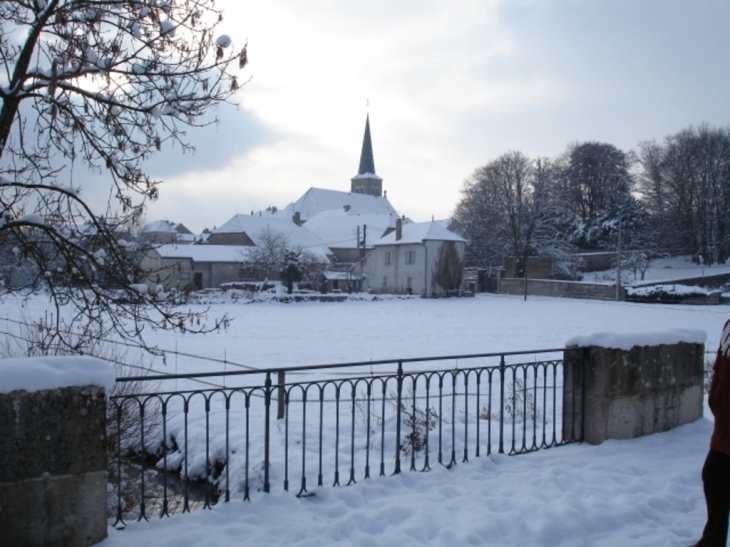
[
  {"x1": 241, "y1": 227, "x2": 330, "y2": 290},
  {"x1": 454, "y1": 152, "x2": 572, "y2": 277},
  {"x1": 431, "y1": 241, "x2": 463, "y2": 296},
  {"x1": 243, "y1": 226, "x2": 290, "y2": 282},
  {"x1": 638, "y1": 124, "x2": 730, "y2": 265},
  {"x1": 299, "y1": 249, "x2": 328, "y2": 291},
  {"x1": 0, "y1": 0, "x2": 247, "y2": 352}
]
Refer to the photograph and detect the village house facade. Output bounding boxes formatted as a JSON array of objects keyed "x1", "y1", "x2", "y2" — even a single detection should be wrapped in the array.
[{"x1": 366, "y1": 219, "x2": 466, "y2": 296}]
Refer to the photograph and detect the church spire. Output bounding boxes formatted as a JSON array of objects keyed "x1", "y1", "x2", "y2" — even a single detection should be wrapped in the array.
[
  {"x1": 357, "y1": 114, "x2": 376, "y2": 175},
  {"x1": 351, "y1": 114, "x2": 383, "y2": 196}
]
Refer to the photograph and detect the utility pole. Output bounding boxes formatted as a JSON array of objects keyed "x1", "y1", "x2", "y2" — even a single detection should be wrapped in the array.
[
  {"x1": 362, "y1": 225, "x2": 367, "y2": 284},
  {"x1": 615, "y1": 220, "x2": 622, "y2": 302},
  {"x1": 523, "y1": 255, "x2": 528, "y2": 301}
]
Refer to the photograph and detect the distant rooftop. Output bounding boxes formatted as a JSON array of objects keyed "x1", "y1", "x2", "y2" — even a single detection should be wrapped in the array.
[
  {"x1": 304, "y1": 209, "x2": 397, "y2": 249},
  {"x1": 374, "y1": 221, "x2": 466, "y2": 246}
]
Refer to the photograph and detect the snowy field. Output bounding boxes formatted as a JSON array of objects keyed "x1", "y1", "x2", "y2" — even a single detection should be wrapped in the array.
[{"x1": 2, "y1": 286, "x2": 727, "y2": 546}]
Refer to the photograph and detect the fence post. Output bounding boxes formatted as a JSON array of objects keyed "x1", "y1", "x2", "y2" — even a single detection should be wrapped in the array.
[
  {"x1": 277, "y1": 370, "x2": 286, "y2": 420},
  {"x1": 499, "y1": 354, "x2": 505, "y2": 454},
  {"x1": 394, "y1": 361, "x2": 403, "y2": 474},
  {"x1": 264, "y1": 371, "x2": 272, "y2": 493},
  {"x1": 580, "y1": 348, "x2": 586, "y2": 443}
]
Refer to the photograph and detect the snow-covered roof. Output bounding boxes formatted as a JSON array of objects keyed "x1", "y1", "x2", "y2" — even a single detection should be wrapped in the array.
[
  {"x1": 154, "y1": 240, "x2": 330, "y2": 265},
  {"x1": 0, "y1": 356, "x2": 115, "y2": 394},
  {"x1": 154, "y1": 244, "x2": 253, "y2": 263},
  {"x1": 304, "y1": 210, "x2": 397, "y2": 249},
  {"x1": 374, "y1": 221, "x2": 466, "y2": 246},
  {"x1": 142, "y1": 220, "x2": 192, "y2": 234},
  {"x1": 177, "y1": 233, "x2": 196, "y2": 243},
  {"x1": 213, "y1": 214, "x2": 332, "y2": 259},
  {"x1": 274, "y1": 188, "x2": 397, "y2": 223}
]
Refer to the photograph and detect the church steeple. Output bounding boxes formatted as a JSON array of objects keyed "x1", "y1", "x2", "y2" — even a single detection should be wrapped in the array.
[
  {"x1": 358, "y1": 115, "x2": 376, "y2": 175},
  {"x1": 351, "y1": 114, "x2": 383, "y2": 196}
]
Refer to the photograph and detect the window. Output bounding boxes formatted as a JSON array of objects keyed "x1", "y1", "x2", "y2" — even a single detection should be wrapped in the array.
[
  {"x1": 354, "y1": 186, "x2": 365, "y2": 194},
  {"x1": 384, "y1": 251, "x2": 393, "y2": 265},
  {"x1": 406, "y1": 277, "x2": 412, "y2": 289},
  {"x1": 238, "y1": 266, "x2": 258, "y2": 280},
  {"x1": 382, "y1": 276, "x2": 387, "y2": 287},
  {"x1": 405, "y1": 250, "x2": 416, "y2": 264},
  {"x1": 370, "y1": 187, "x2": 379, "y2": 196}
]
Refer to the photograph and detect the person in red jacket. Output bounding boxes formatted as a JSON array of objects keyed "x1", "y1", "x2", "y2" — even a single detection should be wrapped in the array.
[{"x1": 694, "y1": 320, "x2": 730, "y2": 547}]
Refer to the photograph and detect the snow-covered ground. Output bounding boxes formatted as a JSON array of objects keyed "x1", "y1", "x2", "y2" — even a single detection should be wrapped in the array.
[
  {"x1": 98, "y1": 419, "x2": 713, "y2": 547},
  {"x1": 581, "y1": 255, "x2": 730, "y2": 286},
  {"x1": 2, "y1": 290, "x2": 726, "y2": 546}
]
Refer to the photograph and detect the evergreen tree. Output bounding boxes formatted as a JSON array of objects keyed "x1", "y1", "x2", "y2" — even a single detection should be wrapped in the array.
[{"x1": 280, "y1": 250, "x2": 303, "y2": 294}]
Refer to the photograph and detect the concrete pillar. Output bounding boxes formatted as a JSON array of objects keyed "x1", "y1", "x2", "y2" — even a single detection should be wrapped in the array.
[
  {"x1": 563, "y1": 342, "x2": 704, "y2": 445},
  {"x1": 0, "y1": 386, "x2": 108, "y2": 547}
]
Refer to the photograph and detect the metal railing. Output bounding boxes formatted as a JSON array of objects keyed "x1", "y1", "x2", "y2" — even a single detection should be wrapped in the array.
[{"x1": 109, "y1": 348, "x2": 585, "y2": 526}]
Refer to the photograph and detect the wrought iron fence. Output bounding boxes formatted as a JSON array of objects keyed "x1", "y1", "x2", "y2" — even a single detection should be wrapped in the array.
[{"x1": 110, "y1": 348, "x2": 585, "y2": 526}]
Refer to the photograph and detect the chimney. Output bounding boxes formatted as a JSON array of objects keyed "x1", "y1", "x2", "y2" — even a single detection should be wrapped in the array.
[
  {"x1": 293, "y1": 211, "x2": 301, "y2": 226},
  {"x1": 395, "y1": 218, "x2": 402, "y2": 241}
]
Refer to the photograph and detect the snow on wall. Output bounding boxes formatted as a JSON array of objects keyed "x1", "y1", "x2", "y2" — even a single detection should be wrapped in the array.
[
  {"x1": 566, "y1": 329, "x2": 707, "y2": 351},
  {"x1": 0, "y1": 356, "x2": 115, "y2": 395}
]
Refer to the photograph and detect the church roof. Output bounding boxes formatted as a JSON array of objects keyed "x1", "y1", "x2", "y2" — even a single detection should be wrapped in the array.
[
  {"x1": 304, "y1": 209, "x2": 398, "y2": 249},
  {"x1": 275, "y1": 188, "x2": 397, "y2": 223},
  {"x1": 354, "y1": 115, "x2": 381, "y2": 180}
]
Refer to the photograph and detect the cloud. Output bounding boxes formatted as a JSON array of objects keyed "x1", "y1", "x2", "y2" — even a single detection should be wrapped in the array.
[{"x1": 52, "y1": 0, "x2": 730, "y2": 232}]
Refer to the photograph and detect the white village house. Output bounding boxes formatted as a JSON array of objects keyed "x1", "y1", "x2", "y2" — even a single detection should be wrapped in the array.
[{"x1": 365, "y1": 218, "x2": 466, "y2": 296}]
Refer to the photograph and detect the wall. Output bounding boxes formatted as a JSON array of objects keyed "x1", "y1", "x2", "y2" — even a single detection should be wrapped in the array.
[
  {"x1": 206, "y1": 232, "x2": 255, "y2": 246},
  {"x1": 139, "y1": 251, "x2": 193, "y2": 291},
  {"x1": 369, "y1": 242, "x2": 426, "y2": 294},
  {"x1": 502, "y1": 257, "x2": 553, "y2": 279},
  {"x1": 500, "y1": 278, "x2": 623, "y2": 301},
  {"x1": 574, "y1": 252, "x2": 616, "y2": 272},
  {"x1": 0, "y1": 386, "x2": 108, "y2": 547},
  {"x1": 563, "y1": 342, "x2": 704, "y2": 445},
  {"x1": 632, "y1": 272, "x2": 730, "y2": 290},
  {"x1": 211, "y1": 262, "x2": 241, "y2": 288}
]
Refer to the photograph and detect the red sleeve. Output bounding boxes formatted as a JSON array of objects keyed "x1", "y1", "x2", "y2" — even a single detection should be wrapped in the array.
[
  {"x1": 709, "y1": 351, "x2": 722, "y2": 413},
  {"x1": 710, "y1": 319, "x2": 730, "y2": 415}
]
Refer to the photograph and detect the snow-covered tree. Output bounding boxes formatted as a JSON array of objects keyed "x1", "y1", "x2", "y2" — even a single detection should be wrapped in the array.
[
  {"x1": 244, "y1": 227, "x2": 290, "y2": 282},
  {"x1": 0, "y1": 0, "x2": 247, "y2": 352},
  {"x1": 558, "y1": 141, "x2": 636, "y2": 229},
  {"x1": 454, "y1": 152, "x2": 574, "y2": 277},
  {"x1": 280, "y1": 249, "x2": 302, "y2": 295},
  {"x1": 638, "y1": 124, "x2": 730, "y2": 265}
]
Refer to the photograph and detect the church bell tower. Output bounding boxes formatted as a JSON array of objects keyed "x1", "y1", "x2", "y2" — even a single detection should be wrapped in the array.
[{"x1": 350, "y1": 115, "x2": 383, "y2": 197}]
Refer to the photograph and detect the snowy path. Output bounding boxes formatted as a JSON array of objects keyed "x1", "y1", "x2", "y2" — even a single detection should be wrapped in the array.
[{"x1": 98, "y1": 419, "x2": 711, "y2": 546}]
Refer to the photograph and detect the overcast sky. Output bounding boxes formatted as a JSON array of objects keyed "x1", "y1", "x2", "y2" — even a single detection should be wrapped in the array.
[{"x1": 140, "y1": 0, "x2": 730, "y2": 233}]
